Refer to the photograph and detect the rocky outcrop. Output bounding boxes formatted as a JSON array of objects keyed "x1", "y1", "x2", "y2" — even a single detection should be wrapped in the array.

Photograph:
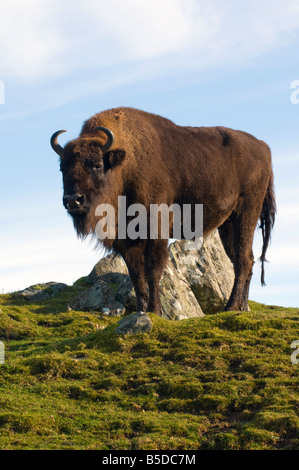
[
  {"x1": 87, "y1": 254, "x2": 128, "y2": 284},
  {"x1": 86, "y1": 253, "x2": 136, "y2": 312},
  {"x1": 68, "y1": 279, "x2": 125, "y2": 316},
  {"x1": 20, "y1": 282, "x2": 68, "y2": 301},
  {"x1": 74, "y1": 230, "x2": 234, "y2": 319},
  {"x1": 159, "y1": 260, "x2": 204, "y2": 320},
  {"x1": 84, "y1": 252, "x2": 203, "y2": 321},
  {"x1": 169, "y1": 231, "x2": 234, "y2": 314}
]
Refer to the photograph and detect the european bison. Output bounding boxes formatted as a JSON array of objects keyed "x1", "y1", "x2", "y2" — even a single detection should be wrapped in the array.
[{"x1": 51, "y1": 107, "x2": 276, "y2": 314}]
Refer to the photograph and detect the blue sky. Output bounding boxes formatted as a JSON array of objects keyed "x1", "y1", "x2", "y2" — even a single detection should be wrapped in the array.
[{"x1": 0, "y1": 0, "x2": 299, "y2": 307}]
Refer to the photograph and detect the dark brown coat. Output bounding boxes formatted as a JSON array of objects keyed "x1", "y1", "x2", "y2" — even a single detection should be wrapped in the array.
[{"x1": 51, "y1": 107, "x2": 276, "y2": 313}]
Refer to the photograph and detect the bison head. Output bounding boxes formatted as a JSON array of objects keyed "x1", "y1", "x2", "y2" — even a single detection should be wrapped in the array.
[{"x1": 51, "y1": 127, "x2": 126, "y2": 237}]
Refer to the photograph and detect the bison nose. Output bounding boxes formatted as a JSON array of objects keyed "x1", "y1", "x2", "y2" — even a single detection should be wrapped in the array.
[{"x1": 63, "y1": 194, "x2": 86, "y2": 210}]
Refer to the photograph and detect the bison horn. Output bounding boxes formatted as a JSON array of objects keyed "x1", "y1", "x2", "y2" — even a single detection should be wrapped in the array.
[
  {"x1": 94, "y1": 127, "x2": 115, "y2": 153},
  {"x1": 50, "y1": 130, "x2": 67, "y2": 157}
]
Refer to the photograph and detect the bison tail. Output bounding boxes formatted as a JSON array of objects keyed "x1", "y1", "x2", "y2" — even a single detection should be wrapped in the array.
[{"x1": 259, "y1": 168, "x2": 276, "y2": 286}]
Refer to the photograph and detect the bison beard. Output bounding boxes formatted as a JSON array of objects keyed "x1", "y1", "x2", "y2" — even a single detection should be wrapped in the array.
[{"x1": 51, "y1": 107, "x2": 276, "y2": 315}]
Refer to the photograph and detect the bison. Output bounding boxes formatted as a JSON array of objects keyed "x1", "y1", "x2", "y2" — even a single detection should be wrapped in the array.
[{"x1": 51, "y1": 107, "x2": 276, "y2": 314}]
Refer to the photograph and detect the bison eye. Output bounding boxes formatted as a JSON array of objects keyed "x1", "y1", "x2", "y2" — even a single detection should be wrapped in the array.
[{"x1": 92, "y1": 163, "x2": 102, "y2": 171}]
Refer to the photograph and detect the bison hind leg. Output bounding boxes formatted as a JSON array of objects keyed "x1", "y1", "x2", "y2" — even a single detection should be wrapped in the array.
[
  {"x1": 218, "y1": 216, "x2": 236, "y2": 265},
  {"x1": 219, "y1": 211, "x2": 255, "y2": 312}
]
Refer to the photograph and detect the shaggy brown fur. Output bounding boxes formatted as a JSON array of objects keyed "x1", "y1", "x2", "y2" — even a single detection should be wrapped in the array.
[{"x1": 52, "y1": 107, "x2": 276, "y2": 314}]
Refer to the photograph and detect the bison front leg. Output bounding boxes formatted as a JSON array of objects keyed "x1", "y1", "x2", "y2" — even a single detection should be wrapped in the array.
[
  {"x1": 115, "y1": 241, "x2": 148, "y2": 312},
  {"x1": 144, "y1": 239, "x2": 169, "y2": 315}
]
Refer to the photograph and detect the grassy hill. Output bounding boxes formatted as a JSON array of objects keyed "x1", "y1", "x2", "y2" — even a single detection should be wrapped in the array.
[{"x1": 0, "y1": 279, "x2": 298, "y2": 450}]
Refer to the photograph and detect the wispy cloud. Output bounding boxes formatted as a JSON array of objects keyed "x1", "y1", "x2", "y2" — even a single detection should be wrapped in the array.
[
  {"x1": 1, "y1": 0, "x2": 299, "y2": 83},
  {"x1": 1, "y1": 0, "x2": 298, "y2": 121},
  {"x1": 0, "y1": 0, "x2": 65, "y2": 81}
]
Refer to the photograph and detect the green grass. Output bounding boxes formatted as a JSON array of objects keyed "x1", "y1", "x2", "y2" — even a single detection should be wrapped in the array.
[{"x1": 0, "y1": 282, "x2": 298, "y2": 450}]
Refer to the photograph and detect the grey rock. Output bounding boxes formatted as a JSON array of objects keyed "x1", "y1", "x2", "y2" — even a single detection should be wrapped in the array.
[
  {"x1": 20, "y1": 282, "x2": 68, "y2": 301},
  {"x1": 68, "y1": 280, "x2": 125, "y2": 315},
  {"x1": 86, "y1": 252, "x2": 134, "y2": 311},
  {"x1": 115, "y1": 276, "x2": 136, "y2": 311},
  {"x1": 169, "y1": 231, "x2": 234, "y2": 314},
  {"x1": 159, "y1": 261, "x2": 205, "y2": 320},
  {"x1": 87, "y1": 253, "x2": 128, "y2": 284},
  {"x1": 114, "y1": 311, "x2": 153, "y2": 335}
]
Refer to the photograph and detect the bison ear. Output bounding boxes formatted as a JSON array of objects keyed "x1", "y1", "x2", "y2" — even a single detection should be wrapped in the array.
[{"x1": 103, "y1": 149, "x2": 126, "y2": 171}]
